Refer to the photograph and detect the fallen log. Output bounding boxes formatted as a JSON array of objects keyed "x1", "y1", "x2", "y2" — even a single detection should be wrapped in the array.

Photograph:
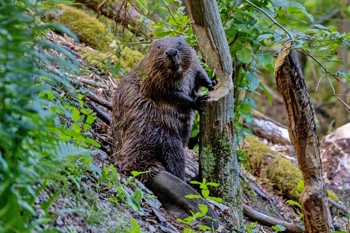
[{"x1": 243, "y1": 204, "x2": 305, "y2": 233}]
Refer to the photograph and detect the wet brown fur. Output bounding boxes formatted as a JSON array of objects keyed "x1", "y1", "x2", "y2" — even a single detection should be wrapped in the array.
[{"x1": 110, "y1": 37, "x2": 215, "y2": 184}]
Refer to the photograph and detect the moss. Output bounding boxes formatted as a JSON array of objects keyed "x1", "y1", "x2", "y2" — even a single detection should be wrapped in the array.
[
  {"x1": 243, "y1": 135, "x2": 272, "y2": 175},
  {"x1": 243, "y1": 135, "x2": 303, "y2": 201},
  {"x1": 80, "y1": 47, "x2": 142, "y2": 74},
  {"x1": 56, "y1": 5, "x2": 112, "y2": 51},
  {"x1": 327, "y1": 189, "x2": 339, "y2": 201},
  {"x1": 53, "y1": 5, "x2": 143, "y2": 73},
  {"x1": 266, "y1": 155, "x2": 303, "y2": 200}
]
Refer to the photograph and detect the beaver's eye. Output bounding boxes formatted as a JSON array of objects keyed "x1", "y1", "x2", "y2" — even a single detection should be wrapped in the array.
[
  {"x1": 157, "y1": 46, "x2": 161, "y2": 49},
  {"x1": 178, "y1": 42, "x2": 182, "y2": 45}
]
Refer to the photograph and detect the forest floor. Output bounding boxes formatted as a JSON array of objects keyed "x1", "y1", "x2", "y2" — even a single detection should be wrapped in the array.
[{"x1": 43, "y1": 30, "x2": 349, "y2": 233}]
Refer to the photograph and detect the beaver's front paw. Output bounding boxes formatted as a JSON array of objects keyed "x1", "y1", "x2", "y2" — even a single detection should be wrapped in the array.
[{"x1": 195, "y1": 95, "x2": 210, "y2": 111}]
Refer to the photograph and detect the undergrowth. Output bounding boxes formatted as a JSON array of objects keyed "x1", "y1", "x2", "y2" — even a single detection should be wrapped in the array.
[{"x1": 0, "y1": 0, "x2": 100, "y2": 232}]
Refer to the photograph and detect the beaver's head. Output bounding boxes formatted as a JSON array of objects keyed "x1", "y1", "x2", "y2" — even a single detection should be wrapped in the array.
[{"x1": 149, "y1": 37, "x2": 193, "y2": 75}]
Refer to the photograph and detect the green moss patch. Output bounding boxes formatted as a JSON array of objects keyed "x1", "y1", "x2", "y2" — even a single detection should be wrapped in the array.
[
  {"x1": 243, "y1": 135, "x2": 303, "y2": 200},
  {"x1": 52, "y1": 5, "x2": 143, "y2": 73}
]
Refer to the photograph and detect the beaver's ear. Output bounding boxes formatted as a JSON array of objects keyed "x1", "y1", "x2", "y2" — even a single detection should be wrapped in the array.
[
  {"x1": 178, "y1": 36, "x2": 186, "y2": 43},
  {"x1": 150, "y1": 40, "x2": 161, "y2": 50}
]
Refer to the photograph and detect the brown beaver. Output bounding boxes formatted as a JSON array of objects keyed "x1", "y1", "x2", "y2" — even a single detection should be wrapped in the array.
[{"x1": 110, "y1": 36, "x2": 216, "y2": 183}]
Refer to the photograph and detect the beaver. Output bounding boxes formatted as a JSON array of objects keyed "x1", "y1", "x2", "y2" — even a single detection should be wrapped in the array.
[
  {"x1": 110, "y1": 36, "x2": 219, "y2": 229},
  {"x1": 110, "y1": 36, "x2": 216, "y2": 183}
]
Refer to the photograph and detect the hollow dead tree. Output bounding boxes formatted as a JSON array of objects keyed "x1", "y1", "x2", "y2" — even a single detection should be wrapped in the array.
[
  {"x1": 184, "y1": 0, "x2": 242, "y2": 223},
  {"x1": 275, "y1": 42, "x2": 334, "y2": 232}
]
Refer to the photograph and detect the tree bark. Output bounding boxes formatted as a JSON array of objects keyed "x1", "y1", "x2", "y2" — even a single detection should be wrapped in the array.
[
  {"x1": 274, "y1": 41, "x2": 334, "y2": 232},
  {"x1": 184, "y1": 0, "x2": 242, "y2": 224}
]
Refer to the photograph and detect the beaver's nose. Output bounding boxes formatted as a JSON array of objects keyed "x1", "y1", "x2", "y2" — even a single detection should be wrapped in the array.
[{"x1": 165, "y1": 48, "x2": 178, "y2": 57}]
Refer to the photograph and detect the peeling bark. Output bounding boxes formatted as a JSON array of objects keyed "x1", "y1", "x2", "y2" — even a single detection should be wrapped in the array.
[{"x1": 274, "y1": 42, "x2": 334, "y2": 232}]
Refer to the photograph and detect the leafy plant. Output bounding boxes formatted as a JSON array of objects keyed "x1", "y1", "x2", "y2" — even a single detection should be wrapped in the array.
[
  {"x1": 246, "y1": 221, "x2": 259, "y2": 233},
  {"x1": 189, "y1": 178, "x2": 223, "y2": 203},
  {"x1": 0, "y1": 0, "x2": 103, "y2": 232},
  {"x1": 173, "y1": 178, "x2": 221, "y2": 232},
  {"x1": 272, "y1": 224, "x2": 286, "y2": 232}
]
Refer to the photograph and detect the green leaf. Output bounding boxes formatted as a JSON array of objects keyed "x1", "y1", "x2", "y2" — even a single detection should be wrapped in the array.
[
  {"x1": 238, "y1": 103, "x2": 253, "y2": 114},
  {"x1": 130, "y1": 218, "x2": 142, "y2": 233},
  {"x1": 133, "y1": 188, "x2": 143, "y2": 202},
  {"x1": 198, "y1": 225, "x2": 212, "y2": 231},
  {"x1": 185, "y1": 194, "x2": 201, "y2": 199},
  {"x1": 236, "y1": 47, "x2": 254, "y2": 63},
  {"x1": 83, "y1": 123, "x2": 91, "y2": 131},
  {"x1": 246, "y1": 73, "x2": 259, "y2": 91},
  {"x1": 256, "y1": 51, "x2": 274, "y2": 66},
  {"x1": 85, "y1": 138, "x2": 101, "y2": 147},
  {"x1": 289, "y1": 2, "x2": 314, "y2": 23},
  {"x1": 257, "y1": 34, "x2": 273, "y2": 42},
  {"x1": 206, "y1": 182, "x2": 219, "y2": 187},
  {"x1": 135, "y1": 0, "x2": 148, "y2": 14},
  {"x1": 198, "y1": 204, "x2": 208, "y2": 214},
  {"x1": 259, "y1": 82, "x2": 273, "y2": 105},
  {"x1": 154, "y1": 27, "x2": 172, "y2": 37},
  {"x1": 285, "y1": 200, "x2": 302, "y2": 210},
  {"x1": 86, "y1": 115, "x2": 96, "y2": 125},
  {"x1": 80, "y1": 108, "x2": 93, "y2": 115},
  {"x1": 208, "y1": 196, "x2": 223, "y2": 203},
  {"x1": 201, "y1": 189, "x2": 210, "y2": 198},
  {"x1": 72, "y1": 123, "x2": 81, "y2": 133},
  {"x1": 271, "y1": 224, "x2": 286, "y2": 232},
  {"x1": 131, "y1": 171, "x2": 149, "y2": 177},
  {"x1": 71, "y1": 107, "x2": 80, "y2": 121},
  {"x1": 270, "y1": 0, "x2": 290, "y2": 9}
]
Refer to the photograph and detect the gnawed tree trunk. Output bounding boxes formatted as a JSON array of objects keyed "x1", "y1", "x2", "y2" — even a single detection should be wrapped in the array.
[
  {"x1": 274, "y1": 42, "x2": 334, "y2": 232},
  {"x1": 184, "y1": 0, "x2": 242, "y2": 224}
]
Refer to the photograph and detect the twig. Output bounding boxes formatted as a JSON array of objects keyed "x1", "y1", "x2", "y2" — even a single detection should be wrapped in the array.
[
  {"x1": 299, "y1": 49, "x2": 341, "y2": 83},
  {"x1": 96, "y1": 0, "x2": 109, "y2": 19},
  {"x1": 328, "y1": 198, "x2": 350, "y2": 214},
  {"x1": 336, "y1": 96, "x2": 350, "y2": 112},
  {"x1": 69, "y1": 78, "x2": 113, "y2": 110},
  {"x1": 90, "y1": 102, "x2": 111, "y2": 125},
  {"x1": 78, "y1": 77, "x2": 108, "y2": 88},
  {"x1": 85, "y1": 90, "x2": 113, "y2": 110}
]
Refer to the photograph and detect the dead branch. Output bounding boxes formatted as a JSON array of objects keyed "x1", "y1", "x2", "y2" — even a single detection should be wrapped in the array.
[
  {"x1": 243, "y1": 204, "x2": 305, "y2": 233},
  {"x1": 328, "y1": 198, "x2": 350, "y2": 215},
  {"x1": 90, "y1": 102, "x2": 111, "y2": 125},
  {"x1": 85, "y1": 90, "x2": 113, "y2": 110}
]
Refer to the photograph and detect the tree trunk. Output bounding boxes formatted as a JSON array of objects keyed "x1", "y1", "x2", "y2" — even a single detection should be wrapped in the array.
[
  {"x1": 335, "y1": 0, "x2": 349, "y2": 128},
  {"x1": 184, "y1": 0, "x2": 242, "y2": 224},
  {"x1": 274, "y1": 42, "x2": 334, "y2": 232}
]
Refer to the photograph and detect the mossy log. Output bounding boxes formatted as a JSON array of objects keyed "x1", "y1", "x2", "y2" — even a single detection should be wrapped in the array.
[
  {"x1": 49, "y1": 5, "x2": 143, "y2": 73},
  {"x1": 243, "y1": 135, "x2": 303, "y2": 201},
  {"x1": 243, "y1": 135, "x2": 339, "y2": 202},
  {"x1": 74, "y1": 0, "x2": 154, "y2": 37}
]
